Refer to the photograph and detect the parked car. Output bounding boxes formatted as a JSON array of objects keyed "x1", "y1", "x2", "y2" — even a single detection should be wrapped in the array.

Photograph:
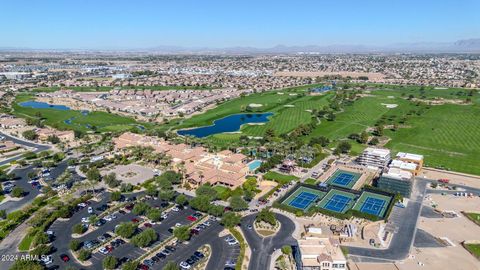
[{"x1": 60, "y1": 254, "x2": 69, "y2": 262}]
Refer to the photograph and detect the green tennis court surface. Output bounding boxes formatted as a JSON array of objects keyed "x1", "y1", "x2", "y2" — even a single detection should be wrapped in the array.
[
  {"x1": 325, "y1": 169, "x2": 361, "y2": 189},
  {"x1": 282, "y1": 186, "x2": 326, "y2": 210},
  {"x1": 318, "y1": 189, "x2": 357, "y2": 213},
  {"x1": 352, "y1": 191, "x2": 392, "y2": 217}
]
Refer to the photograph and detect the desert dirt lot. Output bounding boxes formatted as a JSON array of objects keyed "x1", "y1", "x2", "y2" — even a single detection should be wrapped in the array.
[
  {"x1": 420, "y1": 168, "x2": 480, "y2": 189},
  {"x1": 352, "y1": 193, "x2": 480, "y2": 270}
]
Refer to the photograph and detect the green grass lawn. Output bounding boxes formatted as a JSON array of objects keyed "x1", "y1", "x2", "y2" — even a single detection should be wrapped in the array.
[
  {"x1": 304, "y1": 178, "x2": 317, "y2": 185},
  {"x1": 263, "y1": 171, "x2": 299, "y2": 184},
  {"x1": 18, "y1": 231, "x2": 34, "y2": 251},
  {"x1": 12, "y1": 94, "x2": 149, "y2": 133},
  {"x1": 464, "y1": 243, "x2": 480, "y2": 259},
  {"x1": 465, "y1": 212, "x2": 480, "y2": 226}
]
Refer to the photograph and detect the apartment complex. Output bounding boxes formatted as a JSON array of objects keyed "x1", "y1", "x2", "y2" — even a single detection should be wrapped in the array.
[
  {"x1": 113, "y1": 132, "x2": 249, "y2": 188},
  {"x1": 357, "y1": 147, "x2": 391, "y2": 168},
  {"x1": 36, "y1": 128, "x2": 75, "y2": 142},
  {"x1": 297, "y1": 237, "x2": 347, "y2": 270},
  {"x1": 377, "y1": 167, "x2": 414, "y2": 198},
  {"x1": 393, "y1": 152, "x2": 424, "y2": 175}
]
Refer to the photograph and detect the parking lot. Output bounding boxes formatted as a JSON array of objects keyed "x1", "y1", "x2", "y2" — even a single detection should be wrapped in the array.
[{"x1": 46, "y1": 192, "x2": 241, "y2": 270}]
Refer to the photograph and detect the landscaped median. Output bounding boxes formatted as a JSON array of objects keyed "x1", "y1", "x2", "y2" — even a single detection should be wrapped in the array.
[
  {"x1": 135, "y1": 215, "x2": 210, "y2": 264},
  {"x1": 462, "y1": 240, "x2": 480, "y2": 260},
  {"x1": 229, "y1": 227, "x2": 247, "y2": 270}
]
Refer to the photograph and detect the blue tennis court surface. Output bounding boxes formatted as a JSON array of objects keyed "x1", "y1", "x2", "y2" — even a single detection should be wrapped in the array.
[
  {"x1": 288, "y1": 191, "x2": 318, "y2": 210},
  {"x1": 332, "y1": 173, "x2": 354, "y2": 186},
  {"x1": 360, "y1": 197, "x2": 386, "y2": 216},
  {"x1": 324, "y1": 194, "x2": 352, "y2": 213}
]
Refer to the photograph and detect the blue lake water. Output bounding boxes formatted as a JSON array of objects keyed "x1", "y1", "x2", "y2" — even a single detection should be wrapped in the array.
[
  {"x1": 178, "y1": 113, "x2": 273, "y2": 138},
  {"x1": 19, "y1": 101, "x2": 71, "y2": 110}
]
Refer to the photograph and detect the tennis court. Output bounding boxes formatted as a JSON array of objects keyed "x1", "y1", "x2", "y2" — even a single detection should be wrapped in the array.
[
  {"x1": 352, "y1": 191, "x2": 392, "y2": 217},
  {"x1": 325, "y1": 169, "x2": 361, "y2": 189},
  {"x1": 318, "y1": 189, "x2": 357, "y2": 213},
  {"x1": 282, "y1": 186, "x2": 326, "y2": 210}
]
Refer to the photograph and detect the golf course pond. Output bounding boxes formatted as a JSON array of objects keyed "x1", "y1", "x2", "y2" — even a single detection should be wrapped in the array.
[
  {"x1": 19, "y1": 100, "x2": 71, "y2": 110},
  {"x1": 177, "y1": 112, "x2": 273, "y2": 138}
]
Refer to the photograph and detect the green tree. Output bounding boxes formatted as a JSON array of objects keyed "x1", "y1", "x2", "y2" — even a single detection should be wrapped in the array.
[
  {"x1": 229, "y1": 196, "x2": 248, "y2": 211},
  {"x1": 221, "y1": 212, "x2": 241, "y2": 228},
  {"x1": 22, "y1": 129, "x2": 38, "y2": 140},
  {"x1": 9, "y1": 260, "x2": 44, "y2": 270},
  {"x1": 256, "y1": 208, "x2": 276, "y2": 226},
  {"x1": 110, "y1": 191, "x2": 122, "y2": 201},
  {"x1": 163, "y1": 261, "x2": 180, "y2": 270},
  {"x1": 115, "y1": 222, "x2": 137, "y2": 238},
  {"x1": 189, "y1": 195, "x2": 212, "y2": 212},
  {"x1": 122, "y1": 261, "x2": 139, "y2": 270},
  {"x1": 30, "y1": 244, "x2": 51, "y2": 256},
  {"x1": 104, "y1": 173, "x2": 120, "y2": 188},
  {"x1": 72, "y1": 223, "x2": 87, "y2": 235},
  {"x1": 103, "y1": 256, "x2": 118, "y2": 270},
  {"x1": 173, "y1": 226, "x2": 191, "y2": 241},
  {"x1": 281, "y1": 245, "x2": 292, "y2": 255},
  {"x1": 146, "y1": 208, "x2": 162, "y2": 222},
  {"x1": 78, "y1": 249, "x2": 91, "y2": 261},
  {"x1": 175, "y1": 194, "x2": 188, "y2": 206},
  {"x1": 69, "y1": 239, "x2": 81, "y2": 251},
  {"x1": 130, "y1": 228, "x2": 158, "y2": 247},
  {"x1": 11, "y1": 187, "x2": 24, "y2": 198},
  {"x1": 360, "y1": 131, "x2": 369, "y2": 144},
  {"x1": 195, "y1": 184, "x2": 218, "y2": 200},
  {"x1": 132, "y1": 202, "x2": 151, "y2": 216},
  {"x1": 47, "y1": 135, "x2": 60, "y2": 144},
  {"x1": 32, "y1": 232, "x2": 49, "y2": 247},
  {"x1": 334, "y1": 141, "x2": 351, "y2": 155}
]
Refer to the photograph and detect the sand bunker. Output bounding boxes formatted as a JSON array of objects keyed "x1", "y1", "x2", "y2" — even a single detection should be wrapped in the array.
[
  {"x1": 284, "y1": 104, "x2": 295, "y2": 107},
  {"x1": 381, "y1": 103, "x2": 398, "y2": 108},
  {"x1": 248, "y1": 103, "x2": 263, "y2": 108}
]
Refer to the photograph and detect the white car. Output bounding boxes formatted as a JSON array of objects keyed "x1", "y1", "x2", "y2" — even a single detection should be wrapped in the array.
[
  {"x1": 88, "y1": 207, "x2": 93, "y2": 214},
  {"x1": 180, "y1": 261, "x2": 191, "y2": 269},
  {"x1": 41, "y1": 255, "x2": 53, "y2": 265},
  {"x1": 99, "y1": 247, "x2": 108, "y2": 255},
  {"x1": 227, "y1": 240, "x2": 239, "y2": 246},
  {"x1": 110, "y1": 214, "x2": 117, "y2": 219},
  {"x1": 81, "y1": 217, "x2": 89, "y2": 223},
  {"x1": 172, "y1": 207, "x2": 179, "y2": 212},
  {"x1": 161, "y1": 213, "x2": 168, "y2": 219},
  {"x1": 104, "y1": 215, "x2": 112, "y2": 222},
  {"x1": 175, "y1": 223, "x2": 182, "y2": 227},
  {"x1": 78, "y1": 202, "x2": 87, "y2": 208}
]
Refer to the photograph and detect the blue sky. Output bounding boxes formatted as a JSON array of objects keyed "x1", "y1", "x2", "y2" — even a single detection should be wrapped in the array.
[{"x1": 1, "y1": 0, "x2": 479, "y2": 49}]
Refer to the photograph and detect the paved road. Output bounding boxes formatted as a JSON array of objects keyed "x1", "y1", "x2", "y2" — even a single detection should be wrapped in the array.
[
  {"x1": 0, "y1": 131, "x2": 50, "y2": 166},
  {"x1": 241, "y1": 213, "x2": 297, "y2": 270},
  {"x1": 0, "y1": 159, "x2": 76, "y2": 213},
  {"x1": 347, "y1": 178, "x2": 427, "y2": 262}
]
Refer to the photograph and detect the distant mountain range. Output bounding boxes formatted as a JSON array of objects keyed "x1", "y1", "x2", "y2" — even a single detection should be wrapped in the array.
[{"x1": 1, "y1": 39, "x2": 480, "y2": 54}]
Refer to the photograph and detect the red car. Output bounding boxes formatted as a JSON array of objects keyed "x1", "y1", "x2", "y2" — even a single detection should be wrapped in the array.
[
  {"x1": 138, "y1": 264, "x2": 149, "y2": 270},
  {"x1": 60, "y1": 254, "x2": 70, "y2": 262},
  {"x1": 106, "y1": 245, "x2": 114, "y2": 252},
  {"x1": 187, "y1": 215, "x2": 197, "y2": 221},
  {"x1": 131, "y1": 218, "x2": 140, "y2": 223},
  {"x1": 144, "y1": 222, "x2": 153, "y2": 228}
]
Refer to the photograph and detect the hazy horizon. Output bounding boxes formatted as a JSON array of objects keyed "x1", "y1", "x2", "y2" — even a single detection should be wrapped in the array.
[{"x1": 1, "y1": 0, "x2": 479, "y2": 50}]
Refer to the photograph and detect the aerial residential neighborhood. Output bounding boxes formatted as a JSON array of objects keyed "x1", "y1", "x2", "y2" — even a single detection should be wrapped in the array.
[{"x1": 0, "y1": 1, "x2": 480, "y2": 270}]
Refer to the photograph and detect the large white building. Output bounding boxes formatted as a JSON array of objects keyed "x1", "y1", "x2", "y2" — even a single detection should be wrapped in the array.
[
  {"x1": 298, "y1": 237, "x2": 347, "y2": 270},
  {"x1": 357, "y1": 147, "x2": 391, "y2": 168}
]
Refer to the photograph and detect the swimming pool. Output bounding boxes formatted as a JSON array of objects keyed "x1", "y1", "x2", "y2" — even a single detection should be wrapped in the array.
[{"x1": 248, "y1": 160, "x2": 262, "y2": 172}]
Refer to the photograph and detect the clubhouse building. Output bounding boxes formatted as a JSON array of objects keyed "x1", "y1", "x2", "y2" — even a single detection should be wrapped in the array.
[{"x1": 113, "y1": 132, "x2": 249, "y2": 188}]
